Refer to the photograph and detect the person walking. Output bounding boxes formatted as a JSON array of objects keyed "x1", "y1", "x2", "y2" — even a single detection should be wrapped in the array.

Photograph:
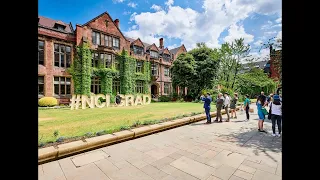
[
  {"x1": 224, "y1": 93, "x2": 230, "y2": 122},
  {"x1": 257, "y1": 95, "x2": 267, "y2": 132},
  {"x1": 243, "y1": 94, "x2": 251, "y2": 121},
  {"x1": 267, "y1": 93, "x2": 274, "y2": 120},
  {"x1": 270, "y1": 95, "x2": 282, "y2": 137},
  {"x1": 201, "y1": 93, "x2": 212, "y2": 124},
  {"x1": 214, "y1": 93, "x2": 224, "y2": 123},
  {"x1": 230, "y1": 93, "x2": 238, "y2": 119}
]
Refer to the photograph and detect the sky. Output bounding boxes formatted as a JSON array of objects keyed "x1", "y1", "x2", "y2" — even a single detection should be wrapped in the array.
[{"x1": 39, "y1": 0, "x2": 282, "y2": 62}]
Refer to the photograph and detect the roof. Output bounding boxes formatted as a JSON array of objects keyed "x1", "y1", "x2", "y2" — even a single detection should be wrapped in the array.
[
  {"x1": 242, "y1": 60, "x2": 268, "y2": 69},
  {"x1": 38, "y1": 16, "x2": 73, "y2": 34},
  {"x1": 125, "y1": 36, "x2": 151, "y2": 47},
  {"x1": 169, "y1": 46, "x2": 181, "y2": 55},
  {"x1": 81, "y1": 11, "x2": 128, "y2": 41}
]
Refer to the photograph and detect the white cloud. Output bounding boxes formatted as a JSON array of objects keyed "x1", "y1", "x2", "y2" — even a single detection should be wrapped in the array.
[
  {"x1": 129, "y1": 12, "x2": 137, "y2": 21},
  {"x1": 124, "y1": 0, "x2": 282, "y2": 50},
  {"x1": 276, "y1": 31, "x2": 282, "y2": 39},
  {"x1": 127, "y1": 2, "x2": 137, "y2": 8},
  {"x1": 254, "y1": 40, "x2": 263, "y2": 46},
  {"x1": 167, "y1": 44, "x2": 178, "y2": 50},
  {"x1": 261, "y1": 20, "x2": 273, "y2": 30},
  {"x1": 224, "y1": 24, "x2": 254, "y2": 44},
  {"x1": 151, "y1": 4, "x2": 162, "y2": 11},
  {"x1": 112, "y1": 0, "x2": 125, "y2": 3},
  {"x1": 247, "y1": 48, "x2": 270, "y2": 62},
  {"x1": 275, "y1": 17, "x2": 282, "y2": 23},
  {"x1": 123, "y1": 11, "x2": 131, "y2": 15},
  {"x1": 264, "y1": 31, "x2": 277, "y2": 36},
  {"x1": 165, "y1": 0, "x2": 174, "y2": 6}
]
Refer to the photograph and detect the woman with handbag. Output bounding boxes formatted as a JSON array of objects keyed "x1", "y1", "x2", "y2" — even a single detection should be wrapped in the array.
[{"x1": 257, "y1": 95, "x2": 267, "y2": 132}]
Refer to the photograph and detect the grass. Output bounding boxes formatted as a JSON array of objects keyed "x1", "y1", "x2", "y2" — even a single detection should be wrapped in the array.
[{"x1": 39, "y1": 102, "x2": 213, "y2": 144}]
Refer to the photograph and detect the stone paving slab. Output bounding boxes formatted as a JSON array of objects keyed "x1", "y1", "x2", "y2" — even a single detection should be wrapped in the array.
[{"x1": 39, "y1": 110, "x2": 282, "y2": 180}]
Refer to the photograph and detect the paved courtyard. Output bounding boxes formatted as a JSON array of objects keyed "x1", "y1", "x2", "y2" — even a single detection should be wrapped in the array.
[{"x1": 39, "y1": 110, "x2": 282, "y2": 180}]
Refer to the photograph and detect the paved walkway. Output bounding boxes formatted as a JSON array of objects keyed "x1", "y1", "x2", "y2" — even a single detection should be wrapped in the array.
[{"x1": 39, "y1": 110, "x2": 282, "y2": 180}]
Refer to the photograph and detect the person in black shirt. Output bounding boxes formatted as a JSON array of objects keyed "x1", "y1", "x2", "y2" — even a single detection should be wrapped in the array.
[{"x1": 115, "y1": 92, "x2": 121, "y2": 106}]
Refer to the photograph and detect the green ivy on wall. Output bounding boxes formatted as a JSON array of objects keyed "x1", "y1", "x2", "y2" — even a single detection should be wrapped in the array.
[
  {"x1": 68, "y1": 42, "x2": 92, "y2": 96},
  {"x1": 69, "y1": 48, "x2": 151, "y2": 99}
]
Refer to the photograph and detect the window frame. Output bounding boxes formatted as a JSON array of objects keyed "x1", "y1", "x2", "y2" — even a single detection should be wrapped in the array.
[
  {"x1": 53, "y1": 76, "x2": 72, "y2": 97},
  {"x1": 151, "y1": 63, "x2": 158, "y2": 76},
  {"x1": 136, "y1": 61, "x2": 143, "y2": 73},
  {"x1": 38, "y1": 40, "x2": 45, "y2": 66},
  {"x1": 54, "y1": 43, "x2": 71, "y2": 68},
  {"x1": 150, "y1": 50, "x2": 159, "y2": 58},
  {"x1": 38, "y1": 76, "x2": 45, "y2": 96},
  {"x1": 112, "y1": 79, "x2": 121, "y2": 94},
  {"x1": 113, "y1": 37, "x2": 120, "y2": 49},
  {"x1": 164, "y1": 83, "x2": 171, "y2": 94},
  {"x1": 91, "y1": 77, "x2": 101, "y2": 94},
  {"x1": 91, "y1": 51, "x2": 113, "y2": 68},
  {"x1": 164, "y1": 67, "x2": 170, "y2": 77},
  {"x1": 133, "y1": 45, "x2": 144, "y2": 56},
  {"x1": 163, "y1": 53, "x2": 170, "y2": 62},
  {"x1": 135, "y1": 80, "x2": 144, "y2": 94},
  {"x1": 92, "y1": 31, "x2": 101, "y2": 45}
]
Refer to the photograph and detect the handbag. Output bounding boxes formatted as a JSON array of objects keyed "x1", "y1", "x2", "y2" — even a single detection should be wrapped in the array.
[{"x1": 261, "y1": 107, "x2": 268, "y2": 115}]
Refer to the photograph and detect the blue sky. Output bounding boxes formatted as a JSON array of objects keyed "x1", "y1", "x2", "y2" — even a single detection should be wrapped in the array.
[{"x1": 39, "y1": 0, "x2": 282, "y2": 61}]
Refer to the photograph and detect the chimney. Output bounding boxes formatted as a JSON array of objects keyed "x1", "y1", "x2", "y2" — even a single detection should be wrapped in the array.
[
  {"x1": 114, "y1": 19, "x2": 119, "y2": 28},
  {"x1": 159, "y1": 38, "x2": 164, "y2": 49},
  {"x1": 269, "y1": 44, "x2": 273, "y2": 54}
]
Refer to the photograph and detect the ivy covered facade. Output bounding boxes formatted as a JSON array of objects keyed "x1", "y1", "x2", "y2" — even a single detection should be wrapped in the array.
[{"x1": 38, "y1": 11, "x2": 187, "y2": 104}]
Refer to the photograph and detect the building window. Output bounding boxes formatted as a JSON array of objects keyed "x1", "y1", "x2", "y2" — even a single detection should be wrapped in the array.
[
  {"x1": 164, "y1": 67, "x2": 170, "y2": 77},
  {"x1": 92, "y1": 31, "x2": 100, "y2": 45},
  {"x1": 54, "y1": 44, "x2": 71, "y2": 68},
  {"x1": 114, "y1": 57, "x2": 120, "y2": 70},
  {"x1": 38, "y1": 76, "x2": 44, "y2": 95},
  {"x1": 38, "y1": 40, "x2": 44, "y2": 65},
  {"x1": 136, "y1": 80, "x2": 144, "y2": 94},
  {"x1": 150, "y1": 51, "x2": 158, "y2": 58},
  {"x1": 112, "y1": 79, "x2": 120, "y2": 94},
  {"x1": 92, "y1": 52, "x2": 113, "y2": 68},
  {"x1": 104, "y1": 35, "x2": 112, "y2": 47},
  {"x1": 113, "y1": 38, "x2": 120, "y2": 49},
  {"x1": 54, "y1": 77, "x2": 71, "y2": 96},
  {"x1": 151, "y1": 63, "x2": 158, "y2": 76},
  {"x1": 91, "y1": 77, "x2": 101, "y2": 94},
  {"x1": 136, "y1": 61, "x2": 143, "y2": 73},
  {"x1": 164, "y1": 83, "x2": 171, "y2": 94},
  {"x1": 163, "y1": 54, "x2": 170, "y2": 62},
  {"x1": 133, "y1": 45, "x2": 144, "y2": 55}
]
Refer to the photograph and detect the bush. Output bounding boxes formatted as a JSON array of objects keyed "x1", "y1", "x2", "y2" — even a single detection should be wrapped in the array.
[
  {"x1": 158, "y1": 95, "x2": 171, "y2": 102},
  {"x1": 38, "y1": 97, "x2": 58, "y2": 107}
]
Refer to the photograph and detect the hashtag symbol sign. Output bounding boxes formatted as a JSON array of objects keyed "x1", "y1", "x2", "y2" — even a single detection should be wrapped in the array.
[{"x1": 70, "y1": 95, "x2": 81, "y2": 110}]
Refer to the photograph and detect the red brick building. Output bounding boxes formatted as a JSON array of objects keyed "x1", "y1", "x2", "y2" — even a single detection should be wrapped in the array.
[
  {"x1": 38, "y1": 12, "x2": 187, "y2": 104},
  {"x1": 264, "y1": 46, "x2": 282, "y2": 81}
]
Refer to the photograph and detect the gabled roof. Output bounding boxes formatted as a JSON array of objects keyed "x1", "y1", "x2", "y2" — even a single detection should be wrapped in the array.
[
  {"x1": 81, "y1": 11, "x2": 127, "y2": 41},
  {"x1": 125, "y1": 36, "x2": 151, "y2": 47},
  {"x1": 169, "y1": 44, "x2": 187, "y2": 55},
  {"x1": 38, "y1": 16, "x2": 74, "y2": 34},
  {"x1": 146, "y1": 43, "x2": 160, "y2": 52},
  {"x1": 131, "y1": 38, "x2": 145, "y2": 47},
  {"x1": 159, "y1": 47, "x2": 171, "y2": 55}
]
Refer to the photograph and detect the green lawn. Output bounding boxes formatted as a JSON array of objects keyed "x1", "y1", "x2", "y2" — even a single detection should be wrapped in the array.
[{"x1": 39, "y1": 102, "x2": 212, "y2": 143}]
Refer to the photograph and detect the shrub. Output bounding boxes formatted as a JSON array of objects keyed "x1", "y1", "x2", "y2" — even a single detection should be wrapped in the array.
[
  {"x1": 158, "y1": 95, "x2": 171, "y2": 102},
  {"x1": 38, "y1": 97, "x2": 58, "y2": 107}
]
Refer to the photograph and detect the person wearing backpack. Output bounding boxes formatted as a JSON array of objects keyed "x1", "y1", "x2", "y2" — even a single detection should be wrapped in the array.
[
  {"x1": 243, "y1": 94, "x2": 251, "y2": 121},
  {"x1": 270, "y1": 95, "x2": 282, "y2": 137}
]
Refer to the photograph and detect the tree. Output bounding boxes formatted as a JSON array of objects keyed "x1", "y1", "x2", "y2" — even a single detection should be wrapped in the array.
[
  {"x1": 171, "y1": 43, "x2": 220, "y2": 99},
  {"x1": 236, "y1": 68, "x2": 277, "y2": 98},
  {"x1": 230, "y1": 38, "x2": 251, "y2": 89},
  {"x1": 170, "y1": 53, "x2": 196, "y2": 90}
]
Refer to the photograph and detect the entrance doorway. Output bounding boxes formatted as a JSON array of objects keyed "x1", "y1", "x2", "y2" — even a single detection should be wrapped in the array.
[{"x1": 151, "y1": 84, "x2": 158, "y2": 98}]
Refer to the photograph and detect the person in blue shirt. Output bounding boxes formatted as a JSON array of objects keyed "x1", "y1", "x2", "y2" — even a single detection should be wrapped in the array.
[{"x1": 200, "y1": 93, "x2": 212, "y2": 124}]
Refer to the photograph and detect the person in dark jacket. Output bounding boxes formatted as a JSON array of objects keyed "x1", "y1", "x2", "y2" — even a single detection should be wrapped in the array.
[
  {"x1": 115, "y1": 92, "x2": 121, "y2": 106},
  {"x1": 214, "y1": 93, "x2": 224, "y2": 123},
  {"x1": 201, "y1": 93, "x2": 212, "y2": 124}
]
